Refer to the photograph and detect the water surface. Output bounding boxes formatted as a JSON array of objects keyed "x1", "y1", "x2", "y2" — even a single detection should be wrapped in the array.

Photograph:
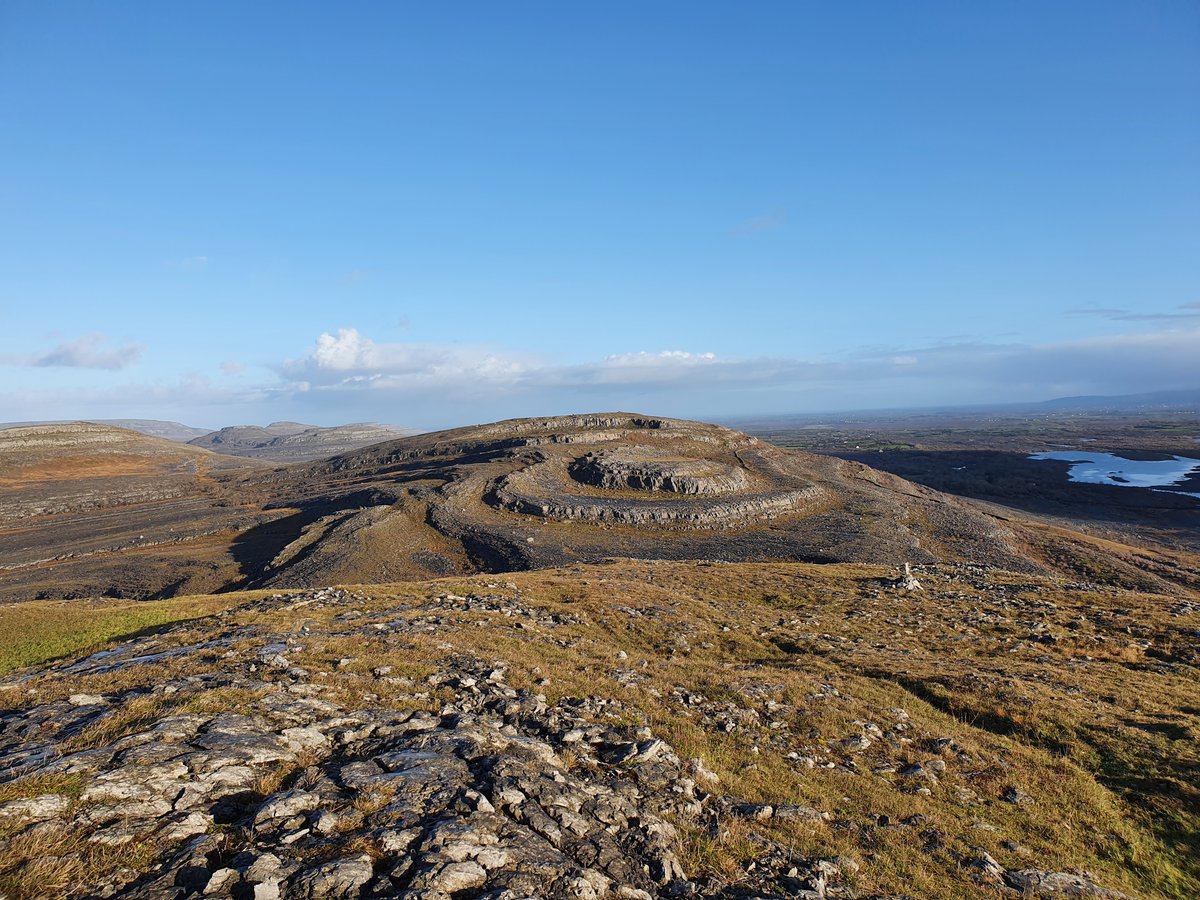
[{"x1": 1028, "y1": 451, "x2": 1200, "y2": 492}]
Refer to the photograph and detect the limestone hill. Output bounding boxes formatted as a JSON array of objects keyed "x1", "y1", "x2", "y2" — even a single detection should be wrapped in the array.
[
  {"x1": 188, "y1": 424, "x2": 411, "y2": 463},
  {"x1": 0, "y1": 424, "x2": 276, "y2": 601},
  {"x1": 2, "y1": 414, "x2": 1198, "y2": 603},
  {"x1": 252, "y1": 413, "x2": 1038, "y2": 586},
  {"x1": 246, "y1": 414, "x2": 1200, "y2": 595}
]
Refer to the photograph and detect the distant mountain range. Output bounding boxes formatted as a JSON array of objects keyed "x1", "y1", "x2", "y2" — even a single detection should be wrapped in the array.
[
  {"x1": 4, "y1": 387, "x2": 1194, "y2": 463},
  {"x1": 1033, "y1": 389, "x2": 1200, "y2": 412},
  {"x1": 0, "y1": 419, "x2": 413, "y2": 462},
  {"x1": 93, "y1": 418, "x2": 215, "y2": 441},
  {"x1": 0, "y1": 418, "x2": 212, "y2": 443}
]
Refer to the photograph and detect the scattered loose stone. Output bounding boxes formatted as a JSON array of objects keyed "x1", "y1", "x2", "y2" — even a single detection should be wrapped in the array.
[
  {"x1": 0, "y1": 580, "x2": 1144, "y2": 900},
  {"x1": 1003, "y1": 785, "x2": 1035, "y2": 805}
]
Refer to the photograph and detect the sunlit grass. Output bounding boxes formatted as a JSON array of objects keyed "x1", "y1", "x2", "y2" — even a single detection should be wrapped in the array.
[
  {"x1": 1, "y1": 560, "x2": 1196, "y2": 897},
  {"x1": 0, "y1": 593, "x2": 246, "y2": 675}
]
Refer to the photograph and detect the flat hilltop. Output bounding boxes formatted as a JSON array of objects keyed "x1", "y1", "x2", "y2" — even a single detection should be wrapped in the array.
[{"x1": 0, "y1": 560, "x2": 1195, "y2": 898}]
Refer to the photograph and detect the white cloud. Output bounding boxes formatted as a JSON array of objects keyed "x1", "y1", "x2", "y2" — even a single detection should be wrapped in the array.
[
  {"x1": 273, "y1": 326, "x2": 1200, "y2": 405},
  {"x1": 0, "y1": 333, "x2": 144, "y2": 370},
  {"x1": 310, "y1": 328, "x2": 372, "y2": 370},
  {"x1": 280, "y1": 328, "x2": 535, "y2": 393},
  {"x1": 221, "y1": 360, "x2": 245, "y2": 376},
  {"x1": 570, "y1": 351, "x2": 722, "y2": 385},
  {"x1": 604, "y1": 351, "x2": 718, "y2": 364},
  {"x1": 2, "y1": 326, "x2": 1197, "y2": 431}
]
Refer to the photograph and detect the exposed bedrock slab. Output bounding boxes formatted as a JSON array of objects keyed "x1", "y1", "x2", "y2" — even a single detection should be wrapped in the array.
[
  {"x1": 490, "y1": 441, "x2": 821, "y2": 527},
  {"x1": 0, "y1": 612, "x2": 762, "y2": 899},
  {"x1": 568, "y1": 449, "x2": 750, "y2": 496},
  {"x1": 495, "y1": 480, "x2": 820, "y2": 526}
]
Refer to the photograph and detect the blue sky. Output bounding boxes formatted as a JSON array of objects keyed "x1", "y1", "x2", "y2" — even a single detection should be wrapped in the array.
[{"x1": 1, "y1": 2, "x2": 1197, "y2": 430}]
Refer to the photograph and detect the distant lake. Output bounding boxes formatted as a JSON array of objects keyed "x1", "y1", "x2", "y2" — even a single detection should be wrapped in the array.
[{"x1": 1029, "y1": 451, "x2": 1200, "y2": 498}]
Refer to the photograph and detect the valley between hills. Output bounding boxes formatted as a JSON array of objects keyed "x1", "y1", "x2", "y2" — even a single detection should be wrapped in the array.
[{"x1": 0, "y1": 413, "x2": 1196, "y2": 899}]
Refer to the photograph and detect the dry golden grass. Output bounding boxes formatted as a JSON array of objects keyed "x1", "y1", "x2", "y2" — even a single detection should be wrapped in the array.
[
  {"x1": 332, "y1": 561, "x2": 1198, "y2": 899},
  {"x1": 0, "y1": 454, "x2": 178, "y2": 486},
  {"x1": 0, "y1": 774, "x2": 85, "y2": 807},
  {"x1": 2, "y1": 560, "x2": 1196, "y2": 898},
  {"x1": 0, "y1": 821, "x2": 159, "y2": 900}
]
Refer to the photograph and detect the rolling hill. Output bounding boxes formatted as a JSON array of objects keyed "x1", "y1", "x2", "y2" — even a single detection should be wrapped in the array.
[
  {"x1": 187, "y1": 422, "x2": 412, "y2": 462},
  {"x1": 2, "y1": 413, "x2": 1197, "y2": 603}
]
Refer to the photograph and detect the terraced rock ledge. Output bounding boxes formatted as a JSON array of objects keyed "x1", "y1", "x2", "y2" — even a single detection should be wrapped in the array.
[
  {"x1": 491, "y1": 447, "x2": 818, "y2": 527},
  {"x1": 568, "y1": 451, "x2": 751, "y2": 496}
]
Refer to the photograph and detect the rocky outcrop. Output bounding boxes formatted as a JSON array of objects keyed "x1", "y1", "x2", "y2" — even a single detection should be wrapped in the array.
[
  {"x1": 474, "y1": 415, "x2": 669, "y2": 436},
  {"x1": 487, "y1": 436, "x2": 823, "y2": 528},
  {"x1": 0, "y1": 588, "x2": 860, "y2": 899},
  {"x1": 495, "y1": 479, "x2": 819, "y2": 526},
  {"x1": 568, "y1": 451, "x2": 750, "y2": 496}
]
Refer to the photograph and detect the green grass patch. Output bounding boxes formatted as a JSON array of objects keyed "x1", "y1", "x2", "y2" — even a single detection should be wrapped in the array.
[{"x1": 0, "y1": 594, "x2": 242, "y2": 675}]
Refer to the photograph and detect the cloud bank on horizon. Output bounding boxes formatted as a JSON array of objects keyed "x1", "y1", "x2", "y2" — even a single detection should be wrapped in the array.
[{"x1": 1, "y1": 324, "x2": 1196, "y2": 431}]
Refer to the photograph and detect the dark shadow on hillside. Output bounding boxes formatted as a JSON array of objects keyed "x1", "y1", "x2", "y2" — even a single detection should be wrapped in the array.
[
  {"x1": 835, "y1": 449, "x2": 1200, "y2": 544},
  {"x1": 227, "y1": 488, "x2": 403, "y2": 589}
]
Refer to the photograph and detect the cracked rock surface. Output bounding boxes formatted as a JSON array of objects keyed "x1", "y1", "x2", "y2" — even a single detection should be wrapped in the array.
[
  {"x1": 0, "y1": 589, "x2": 854, "y2": 900},
  {"x1": 0, "y1": 563, "x2": 1181, "y2": 900}
]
